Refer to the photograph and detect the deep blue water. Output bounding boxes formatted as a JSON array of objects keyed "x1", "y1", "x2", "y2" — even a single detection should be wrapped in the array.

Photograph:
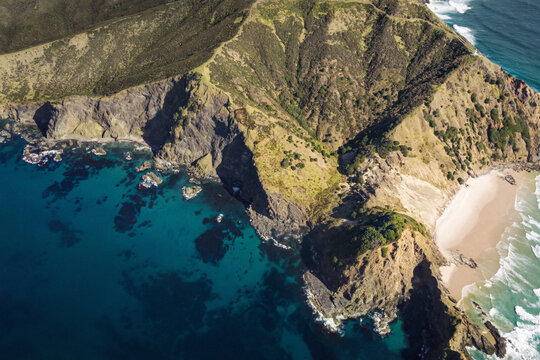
[
  {"x1": 0, "y1": 133, "x2": 407, "y2": 359},
  {"x1": 428, "y1": 0, "x2": 540, "y2": 92}
]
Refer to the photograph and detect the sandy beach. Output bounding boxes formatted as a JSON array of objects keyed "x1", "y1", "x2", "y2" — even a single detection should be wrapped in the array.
[{"x1": 435, "y1": 169, "x2": 521, "y2": 300}]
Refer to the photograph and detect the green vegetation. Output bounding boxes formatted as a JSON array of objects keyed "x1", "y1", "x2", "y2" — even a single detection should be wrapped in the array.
[
  {"x1": 381, "y1": 247, "x2": 389, "y2": 258},
  {"x1": 490, "y1": 107, "x2": 499, "y2": 121},
  {"x1": 0, "y1": 0, "x2": 176, "y2": 54},
  {"x1": 206, "y1": 0, "x2": 469, "y2": 177},
  {"x1": 332, "y1": 208, "x2": 427, "y2": 260},
  {"x1": 281, "y1": 150, "x2": 306, "y2": 171},
  {"x1": 488, "y1": 116, "x2": 531, "y2": 152},
  {"x1": 0, "y1": 0, "x2": 255, "y2": 101}
]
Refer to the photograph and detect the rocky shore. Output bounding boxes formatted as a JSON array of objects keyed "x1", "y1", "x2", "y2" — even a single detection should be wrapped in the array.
[{"x1": 182, "y1": 186, "x2": 202, "y2": 200}]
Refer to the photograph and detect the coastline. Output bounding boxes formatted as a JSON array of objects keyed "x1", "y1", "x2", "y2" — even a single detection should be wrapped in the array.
[{"x1": 435, "y1": 169, "x2": 522, "y2": 300}]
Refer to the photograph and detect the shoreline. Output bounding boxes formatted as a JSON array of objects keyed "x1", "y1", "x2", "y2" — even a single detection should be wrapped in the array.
[{"x1": 435, "y1": 169, "x2": 523, "y2": 300}]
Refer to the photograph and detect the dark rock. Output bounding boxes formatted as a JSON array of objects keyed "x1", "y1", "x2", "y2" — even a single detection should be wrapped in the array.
[
  {"x1": 504, "y1": 175, "x2": 516, "y2": 185},
  {"x1": 484, "y1": 321, "x2": 507, "y2": 358}
]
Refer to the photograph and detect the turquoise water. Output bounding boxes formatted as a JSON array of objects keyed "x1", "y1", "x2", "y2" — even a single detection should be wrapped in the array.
[
  {"x1": 428, "y1": 0, "x2": 540, "y2": 92},
  {"x1": 428, "y1": 1, "x2": 540, "y2": 358},
  {"x1": 462, "y1": 174, "x2": 540, "y2": 360},
  {"x1": 0, "y1": 134, "x2": 407, "y2": 359}
]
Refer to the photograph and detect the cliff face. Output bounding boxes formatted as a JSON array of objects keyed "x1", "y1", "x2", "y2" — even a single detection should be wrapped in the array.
[{"x1": 0, "y1": 0, "x2": 539, "y2": 358}]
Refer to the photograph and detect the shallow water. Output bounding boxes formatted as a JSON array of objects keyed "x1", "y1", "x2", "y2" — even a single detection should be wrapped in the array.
[
  {"x1": 461, "y1": 173, "x2": 540, "y2": 359},
  {"x1": 0, "y1": 136, "x2": 407, "y2": 359},
  {"x1": 427, "y1": 1, "x2": 540, "y2": 358}
]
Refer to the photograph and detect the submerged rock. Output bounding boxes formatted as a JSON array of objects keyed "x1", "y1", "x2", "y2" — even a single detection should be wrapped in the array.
[
  {"x1": 139, "y1": 172, "x2": 163, "y2": 189},
  {"x1": 182, "y1": 186, "x2": 202, "y2": 200},
  {"x1": 216, "y1": 213, "x2": 224, "y2": 223}
]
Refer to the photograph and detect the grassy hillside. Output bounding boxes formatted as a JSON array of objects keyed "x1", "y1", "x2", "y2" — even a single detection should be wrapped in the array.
[
  {"x1": 0, "y1": 0, "x2": 255, "y2": 101},
  {"x1": 195, "y1": 0, "x2": 474, "y2": 222},
  {"x1": 208, "y1": 0, "x2": 471, "y2": 150},
  {"x1": 0, "y1": 0, "x2": 175, "y2": 54}
]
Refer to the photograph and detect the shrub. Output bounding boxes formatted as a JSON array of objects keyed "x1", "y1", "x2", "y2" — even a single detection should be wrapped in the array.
[
  {"x1": 399, "y1": 145, "x2": 409, "y2": 157},
  {"x1": 490, "y1": 107, "x2": 499, "y2": 121},
  {"x1": 381, "y1": 247, "x2": 389, "y2": 258},
  {"x1": 475, "y1": 104, "x2": 485, "y2": 117}
]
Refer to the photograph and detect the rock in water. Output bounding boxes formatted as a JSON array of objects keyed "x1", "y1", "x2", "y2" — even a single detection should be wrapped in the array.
[
  {"x1": 139, "y1": 172, "x2": 163, "y2": 189},
  {"x1": 182, "y1": 186, "x2": 202, "y2": 200},
  {"x1": 135, "y1": 161, "x2": 152, "y2": 173},
  {"x1": 91, "y1": 147, "x2": 107, "y2": 156},
  {"x1": 124, "y1": 152, "x2": 132, "y2": 161},
  {"x1": 0, "y1": 130, "x2": 11, "y2": 140}
]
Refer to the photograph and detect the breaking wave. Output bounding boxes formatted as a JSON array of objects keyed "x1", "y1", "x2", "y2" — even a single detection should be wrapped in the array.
[
  {"x1": 453, "y1": 24, "x2": 476, "y2": 45},
  {"x1": 465, "y1": 174, "x2": 540, "y2": 359},
  {"x1": 427, "y1": 1, "x2": 475, "y2": 45}
]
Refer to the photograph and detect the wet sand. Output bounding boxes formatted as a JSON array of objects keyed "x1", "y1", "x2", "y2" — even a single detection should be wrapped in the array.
[{"x1": 435, "y1": 169, "x2": 521, "y2": 300}]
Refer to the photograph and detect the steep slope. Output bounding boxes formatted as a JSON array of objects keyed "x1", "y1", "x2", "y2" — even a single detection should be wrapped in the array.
[{"x1": 0, "y1": 0, "x2": 539, "y2": 358}]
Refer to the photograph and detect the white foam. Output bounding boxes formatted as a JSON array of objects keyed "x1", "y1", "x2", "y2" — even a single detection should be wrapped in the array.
[
  {"x1": 453, "y1": 24, "x2": 476, "y2": 45},
  {"x1": 505, "y1": 307, "x2": 540, "y2": 358},
  {"x1": 449, "y1": 0, "x2": 471, "y2": 14},
  {"x1": 504, "y1": 324, "x2": 540, "y2": 360},
  {"x1": 427, "y1": 1, "x2": 458, "y2": 16},
  {"x1": 525, "y1": 230, "x2": 540, "y2": 243},
  {"x1": 427, "y1": 0, "x2": 471, "y2": 20},
  {"x1": 463, "y1": 174, "x2": 540, "y2": 359},
  {"x1": 516, "y1": 306, "x2": 540, "y2": 325},
  {"x1": 303, "y1": 287, "x2": 344, "y2": 334},
  {"x1": 533, "y1": 245, "x2": 540, "y2": 259},
  {"x1": 535, "y1": 174, "x2": 540, "y2": 208},
  {"x1": 529, "y1": 217, "x2": 540, "y2": 231}
]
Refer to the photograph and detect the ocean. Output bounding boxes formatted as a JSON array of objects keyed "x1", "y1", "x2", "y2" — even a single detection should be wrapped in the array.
[
  {"x1": 0, "y1": 135, "x2": 407, "y2": 359},
  {"x1": 427, "y1": 0, "x2": 540, "y2": 92},
  {"x1": 427, "y1": 1, "x2": 540, "y2": 358},
  {"x1": 1, "y1": 1, "x2": 539, "y2": 358},
  {"x1": 462, "y1": 174, "x2": 540, "y2": 360}
]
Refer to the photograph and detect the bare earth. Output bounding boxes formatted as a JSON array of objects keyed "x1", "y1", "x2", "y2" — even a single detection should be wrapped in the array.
[{"x1": 435, "y1": 169, "x2": 521, "y2": 300}]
